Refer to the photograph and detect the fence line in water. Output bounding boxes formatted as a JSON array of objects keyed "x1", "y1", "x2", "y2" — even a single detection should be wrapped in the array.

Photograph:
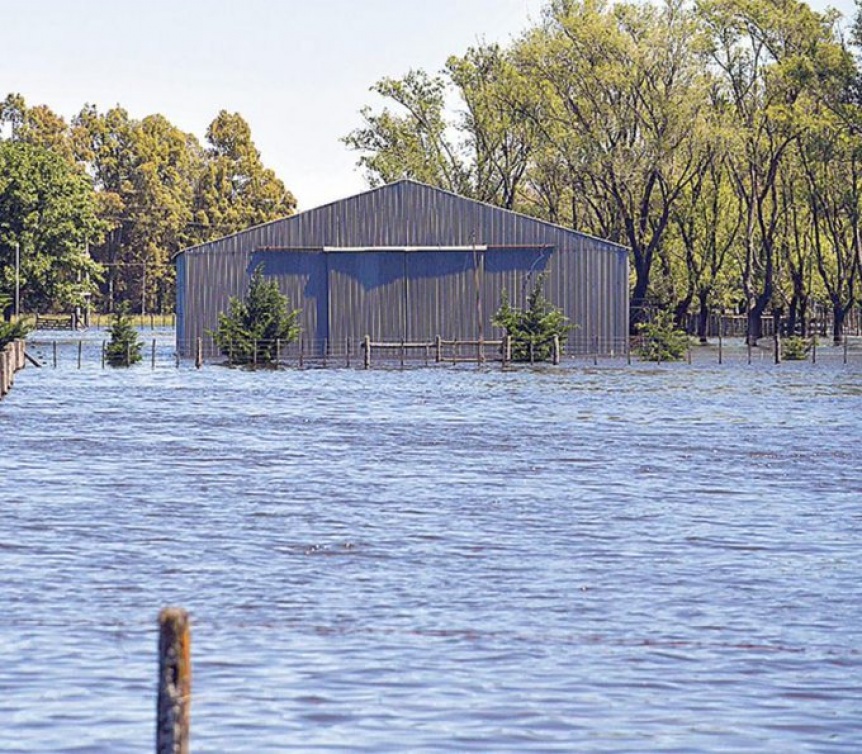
[{"x1": 22, "y1": 333, "x2": 862, "y2": 370}]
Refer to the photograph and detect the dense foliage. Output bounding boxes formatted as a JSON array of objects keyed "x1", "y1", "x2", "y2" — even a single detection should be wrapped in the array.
[
  {"x1": 0, "y1": 294, "x2": 29, "y2": 349},
  {"x1": 105, "y1": 305, "x2": 142, "y2": 367},
  {"x1": 1, "y1": 96, "x2": 295, "y2": 315},
  {"x1": 213, "y1": 267, "x2": 301, "y2": 366},
  {"x1": 346, "y1": 0, "x2": 862, "y2": 342},
  {"x1": 0, "y1": 141, "x2": 104, "y2": 314},
  {"x1": 492, "y1": 275, "x2": 570, "y2": 362}
]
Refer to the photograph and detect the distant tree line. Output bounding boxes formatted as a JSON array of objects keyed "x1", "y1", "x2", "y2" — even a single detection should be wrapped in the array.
[
  {"x1": 345, "y1": 0, "x2": 862, "y2": 343},
  {"x1": 0, "y1": 95, "x2": 294, "y2": 318}
]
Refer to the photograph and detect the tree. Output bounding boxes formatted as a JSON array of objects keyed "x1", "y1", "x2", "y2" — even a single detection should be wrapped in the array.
[
  {"x1": 698, "y1": 0, "x2": 851, "y2": 343},
  {"x1": 343, "y1": 70, "x2": 473, "y2": 195},
  {"x1": 213, "y1": 267, "x2": 300, "y2": 366},
  {"x1": 668, "y1": 144, "x2": 742, "y2": 340},
  {"x1": 515, "y1": 0, "x2": 711, "y2": 332},
  {"x1": 105, "y1": 304, "x2": 142, "y2": 366},
  {"x1": 0, "y1": 293, "x2": 29, "y2": 347},
  {"x1": 0, "y1": 141, "x2": 104, "y2": 313},
  {"x1": 193, "y1": 111, "x2": 296, "y2": 238},
  {"x1": 492, "y1": 275, "x2": 571, "y2": 362},
  {"x1": 636, "y1": 309, "x2": 690, "y2": 360}
]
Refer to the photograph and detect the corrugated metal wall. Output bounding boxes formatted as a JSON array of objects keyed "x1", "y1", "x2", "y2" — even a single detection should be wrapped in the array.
[{"x1": 176, "y1": 180, "x2": 629, "y2": 357}]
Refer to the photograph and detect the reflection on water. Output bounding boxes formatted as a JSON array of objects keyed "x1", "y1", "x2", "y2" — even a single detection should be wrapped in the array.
[{"x1": 1, "y1": 341, "x2": 861, "y2": 752}]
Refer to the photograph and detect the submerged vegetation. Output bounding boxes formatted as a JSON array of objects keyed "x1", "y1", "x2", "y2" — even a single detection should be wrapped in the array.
[
  {"x1": 105, "y1": 305, "x2": 142, "y2": 367},
  {"x1": 636, "y1": 311, "x2": 690, "y2": 362},
  {"x1": 781, "y1": 336, "x2": 813, "y2": 361},
  {"x1": 492, "y1": 275, "x2": 571, "y2": 362},
  {"x1": 213, "y1": 267, "x2": 301, "y2": 366}
]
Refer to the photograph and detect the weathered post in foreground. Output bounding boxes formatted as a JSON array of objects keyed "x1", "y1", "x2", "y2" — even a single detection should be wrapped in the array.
[
  {"x1": 156, "y1": 607, "x2": 191, "y2": 754},
  {"x1": 503, "y1": 334, "x2": 511, "y2": 366},
  {"x1": 363, "y1": 335, "x2": 371, "y2": 370},
  {"x1": 195, "y1": 338, "x2": 203, "y2": 369},
  {"x1": 552, "y1": 335, "x2": 561, "y2": 365}
]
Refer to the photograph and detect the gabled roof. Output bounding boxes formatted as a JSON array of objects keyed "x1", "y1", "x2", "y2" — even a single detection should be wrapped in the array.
[{"x1": 176, "y1": 179, "x2": 628, "y2": 258}]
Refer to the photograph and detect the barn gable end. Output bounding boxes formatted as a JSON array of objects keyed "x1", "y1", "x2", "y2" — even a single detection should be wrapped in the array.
[{"x1": 175, "y1": 180, "x2": 629, "y2": 358}]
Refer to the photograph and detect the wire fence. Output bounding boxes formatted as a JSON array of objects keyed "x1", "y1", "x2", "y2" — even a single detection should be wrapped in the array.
[{"x1": 23, "y1": 333, "x2": 862, "y2": 371}]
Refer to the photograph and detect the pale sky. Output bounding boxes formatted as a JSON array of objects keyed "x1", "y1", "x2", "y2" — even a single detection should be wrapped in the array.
[{"x1": 1, "y1": 0, "x2": 855, "y2": 211}]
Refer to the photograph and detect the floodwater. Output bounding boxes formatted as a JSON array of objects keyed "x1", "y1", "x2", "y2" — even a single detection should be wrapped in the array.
[{"x1": 1, "y1": 332, "x2": 861, "y2": 752}]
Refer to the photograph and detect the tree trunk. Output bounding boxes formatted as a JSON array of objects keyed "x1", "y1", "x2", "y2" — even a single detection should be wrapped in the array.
[
  {"x1": 746, "y1": 294, "x2": 769, "y2": 345},
  {"x1": 630, "y1": 271, "x2": 650, "y2": 335},
  {"x1": 833, "y1": 303, "x2": 846, "y2": 345}
]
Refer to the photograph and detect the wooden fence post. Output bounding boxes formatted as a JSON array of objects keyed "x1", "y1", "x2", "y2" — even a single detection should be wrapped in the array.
[
  {"x1": 552, "y1": 335, "x2": 561, "y2": 365},
  {"x1": 195, "y1": 338, "x2": 203, "y2": 369},
  {"x1": 363, "y1": 335, "x2": 371, "y2": 370},
  {"x1": 435, "y1": 335, "x2": 442, "y2": 363},
  {"x1": 811, "y1": 335, "x2": 817, "y2": 364},
  {"x1": 156, "y1": 607, "x2": 191, "y2": 754},
  {"x1": 503, "y1": 334, "x2": 511, "y2": 366},
  {"x1": 0, "y1": 349, "x2": 7, "y2": 397},
  {"x1": 78, "y1": 340, "x2": 83, "y2": 369}
]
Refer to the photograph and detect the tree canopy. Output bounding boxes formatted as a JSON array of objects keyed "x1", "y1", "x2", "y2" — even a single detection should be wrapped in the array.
[
  {"x1": 0, "y1": 140, "x2": 104, "y2": 314},
  {"x1": 0, "y1": 95, "x2": 295, "y2": 315},
  {"x1": 346, "y1": 0, "x2": 862, "y2": 342}
]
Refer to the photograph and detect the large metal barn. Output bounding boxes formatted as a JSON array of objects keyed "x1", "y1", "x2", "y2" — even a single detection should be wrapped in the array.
[{"x1": 174, "y1": 180, "x2": 629, "y2": 358}]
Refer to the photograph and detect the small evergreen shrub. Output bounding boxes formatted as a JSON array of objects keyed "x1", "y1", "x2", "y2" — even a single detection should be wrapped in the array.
[
  {"x1": 781, "y1": 335, "x2": 811, "y2": 361},
  {"x1": 0, "y1": 294, "x2": 31, "y2": 349},
  {"x1": 213, "y1": 266, "x2": 301, "y2": 366},
  {"x1": 105, "y1": 305, "x2": 143, "y2": 367},
  {"x1": 492, "y1": 275, "x2": 571, "y2": 362},
  {"x1": 636, "y1": 310, "x2": 689, "y2": 362}
]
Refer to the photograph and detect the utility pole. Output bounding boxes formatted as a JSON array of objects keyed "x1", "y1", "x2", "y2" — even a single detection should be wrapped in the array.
[{"x1": 14, "y1": 242, "x2": 20, "y2": 318}]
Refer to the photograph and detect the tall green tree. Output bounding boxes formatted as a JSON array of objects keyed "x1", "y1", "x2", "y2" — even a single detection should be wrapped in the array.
[
  {"x1": 698, "y1": 0, "x2": 851, "y2": 342},
  {"x1": 0, "y1": 141, "x2": 104, "y2": 313},
  {"x1": 343, "y1": 70, "x2": 473, "y2": 195},
  {"x1": 193, "y1": 111, "x2": 296, "y2": 238},
  {"x1": 515, "y1": 0, "x2": 711, "y2": 331}
]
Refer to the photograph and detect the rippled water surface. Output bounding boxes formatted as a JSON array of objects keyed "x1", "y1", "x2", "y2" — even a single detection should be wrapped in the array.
[{"x1": 2, "y1": 335, "x2": 861, "y2": 752}]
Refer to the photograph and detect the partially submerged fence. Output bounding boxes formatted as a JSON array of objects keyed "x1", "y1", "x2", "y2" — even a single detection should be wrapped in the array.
[{"x1": 24, "y1": 332, "x2": 862, "y2": 371}]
